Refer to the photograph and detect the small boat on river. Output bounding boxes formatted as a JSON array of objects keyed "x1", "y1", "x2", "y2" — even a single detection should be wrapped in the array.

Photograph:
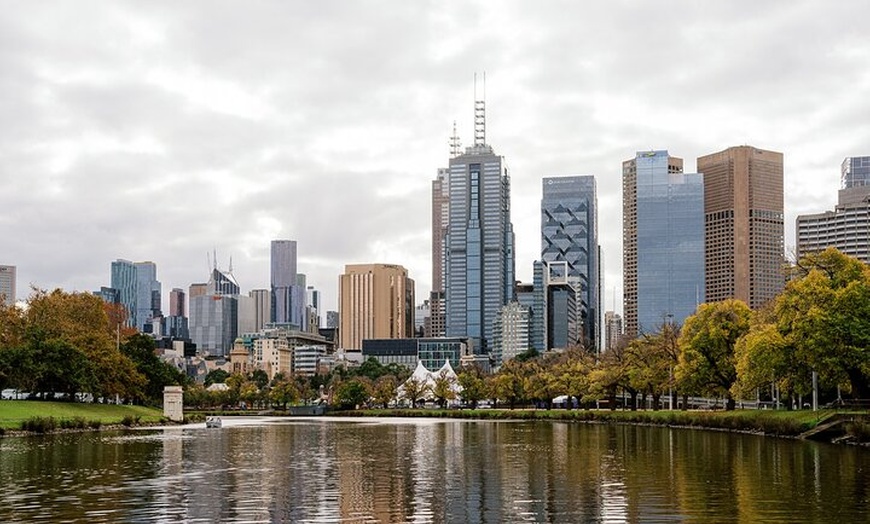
[{"x1": 205, "y1": 416, "x2": 222, "y2": 428}]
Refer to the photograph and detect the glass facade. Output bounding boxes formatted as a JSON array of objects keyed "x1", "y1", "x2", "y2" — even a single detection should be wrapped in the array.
[
  {"x1": 111, "y1": 259, "x2": 138, "y2": 328},
  {"x1": 841, "y1": 156, "x2": 870, "y2": 189},
  {"x1": 135, "y1": 261, "x2": 161, "y2": 333},
  {"x1": 541, "y1": 176, "x2": 599, "y2": 349},
  {"x1": 417, "y1": 338, "x2": 465, "y2": 371},
  {"x1": 189, "y1": 294, "x2": 238, "y2": 357},
  {"x1": 634, "y1": 151, "x2": 705, "y2": 334},
  {"x1": 445, "y1": 145, "x2": 515, "y2": 353},
  {"x1": 271, "y1": 240, "x2": 306, "y2": 330}
]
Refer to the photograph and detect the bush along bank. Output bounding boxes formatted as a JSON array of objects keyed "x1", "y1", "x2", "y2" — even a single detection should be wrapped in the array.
[{"x1": 339, "y1": 408, "x2": 845, "y2": 440}]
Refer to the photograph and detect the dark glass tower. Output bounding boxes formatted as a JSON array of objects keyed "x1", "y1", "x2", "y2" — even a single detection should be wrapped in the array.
[{"x1": 541, "y1": 176, "x2": 599, "y2": 350}]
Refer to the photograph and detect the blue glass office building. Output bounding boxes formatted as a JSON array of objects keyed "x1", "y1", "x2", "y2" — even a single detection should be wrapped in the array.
[
  {"x1": 541, "y1": 176, "x2": 599, "y2": 350},
  {"x1": 444, "y1": 144, "x2": 515, "y2": 353},
  {"x1": 623, "y1": 151, "x2": 704, "y2": 336}
]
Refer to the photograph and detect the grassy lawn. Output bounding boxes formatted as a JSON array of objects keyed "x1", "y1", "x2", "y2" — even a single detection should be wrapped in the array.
[{"x1": 0, "y1": 400, "x2": 164, "y2": 430}]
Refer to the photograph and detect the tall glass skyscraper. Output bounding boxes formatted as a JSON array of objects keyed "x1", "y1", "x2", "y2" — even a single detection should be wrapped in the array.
[
  {"x1": 271, "y1": 240, "x2": 306, "y2": 329},
  {"x1": 541, "y1": 175, "x2": 599, "y2": 350},
  {"x1": 444, "y1": 142, "x2": 515, "y2": 353},
  {"x1": 623, "y1": 151, "x2": 704, "y2": 337},
  {"x1": 111, "y1": 259, "x2": 138, "y2": 328},
  {"x1": 135, "y1": 261, "x2": 161, "y2": 332}
]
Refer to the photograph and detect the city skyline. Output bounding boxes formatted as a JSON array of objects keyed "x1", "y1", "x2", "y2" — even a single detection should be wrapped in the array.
[{"x1": 2, "y1": 2, "x2": 868, "y2": 316}]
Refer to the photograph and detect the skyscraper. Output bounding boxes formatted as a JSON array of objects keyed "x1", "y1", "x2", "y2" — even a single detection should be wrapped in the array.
[
  {"x1": 428, "y1": 167, "x2": 450, "y2": 337},
  {"x1": 604, "y1": 311, "x2": 623, "y2": 352},
  {"x1": 444, "y1": 97, "x2": 515, "y2": 353},
  {"x1": 491, "y1": 301, "x2": 531, "y2": 365},
  {"x1": 623, "y1": 151, "x2": 705, "y2": 338},
  {"x1": 797, "y1": 156, "x2": 870, "y2": 263},
  {"x1": 135, "y1": 261, "x2": 161, "y2": 332},
  {"x1": 339, "y1": 263, "x2": 415, "y2": 351},
  {"x1": 189, "y1": 266, "x2": 240, "y2": 356},
  {"x1": 698, "y1": 146, "x2": 784, "y2": 309},
  {"x1": 541, "y1": 175, "x2": 599, "y2": 350},
  {"x1": 271, "y1": 240, "x2": 306, "y2": 329},
  {"x1": 169, "y1": 288, "x2": 185, "y2": 317},
  {"x1": 111, "y1": 259, "x2": 138, "y2": 328},
  {"x1": 0, "y1": 265, "x2": 16, "y2": 307},
  {"x1": 249, "y1": 289, "x2": 271, "y2": 332}
]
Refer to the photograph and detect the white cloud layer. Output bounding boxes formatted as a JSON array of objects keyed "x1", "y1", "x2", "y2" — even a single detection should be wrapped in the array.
[{"x1": 2, "y1": 1, "x2": 869, "y2": 315}]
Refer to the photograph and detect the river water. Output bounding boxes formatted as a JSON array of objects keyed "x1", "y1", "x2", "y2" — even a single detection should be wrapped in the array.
[{"x1": 0, "y1": 416, "x2": 867, "y2": 523}]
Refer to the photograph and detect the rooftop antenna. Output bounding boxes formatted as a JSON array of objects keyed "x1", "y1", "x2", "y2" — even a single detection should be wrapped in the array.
[
  {"x1": 213, "y1": 248, "x2": 218, "y2": 271},
  {"x1": 449, "y1": 120, "x2": 461, "y2": 157},
  {"x1": 474, "y1": 71, "x2": 486, "y2": 147},
  {"x1": 228, "y1": 255, "x2": 233, "y2": 274}
]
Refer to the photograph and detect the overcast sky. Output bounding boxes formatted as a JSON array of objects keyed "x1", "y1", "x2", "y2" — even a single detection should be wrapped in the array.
[{"x1": 2, "y1": 1, "x2": 869, "y2": 316}]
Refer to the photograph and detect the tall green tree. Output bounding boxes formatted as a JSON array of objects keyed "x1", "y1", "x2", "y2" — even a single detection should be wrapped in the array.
[
  {"x1": 772, "y1": 248, "x2": 870, "y2": 398},
  {"x1": 457, "y1": 366, "x2": 487, "y2": 408},
  {"x1": 121, "y1": 333, "x2": 186, "y2": 405},
  {"x1": 676, "y1": 299, "x2": 752, "y2": 410}
]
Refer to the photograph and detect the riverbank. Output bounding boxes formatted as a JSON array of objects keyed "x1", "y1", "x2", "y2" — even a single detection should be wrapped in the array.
[
  {"x1": 0, "y1": 400, "x2": 164, "y2": 435},
  {"x1": 337, "y1": 407, "x2": 870, "y2": 443}
]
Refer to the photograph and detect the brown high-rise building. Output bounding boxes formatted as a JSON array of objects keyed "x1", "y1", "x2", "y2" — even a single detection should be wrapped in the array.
[
  {"x1": 169, "y1": 288, "x2": 186, "y2": 317},
  {"x1": 698, "y1": 146, "x2": 784, "y2": 310},
  {"x1": 427, "y1": 167, "x2": 449, "y2": 337},
  {"x1": 338, "y1": 264, "x2": 415, "y2": 351}
]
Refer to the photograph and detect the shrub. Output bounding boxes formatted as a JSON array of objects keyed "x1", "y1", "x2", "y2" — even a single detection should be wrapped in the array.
[
  {"x1": 121, "y1": 415, "x2": 141, "y2": 427},
  {"x1": 21, "y1": 417, "x2": 58, "y2": 433},
  {"x1": 846, "y1": 421, "x2": 870, "y2": 443},
  {"x1": 0, "y1": 427, "x2": 5, "y2": 436},
  {"x1": 88, "y1": 420, "x2": 102, "y2": 429},
  {"x1": 59, "y1": 417, "x2": 88, "y2": 430}
]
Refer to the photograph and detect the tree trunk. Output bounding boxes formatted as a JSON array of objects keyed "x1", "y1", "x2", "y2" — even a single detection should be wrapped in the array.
[
  {"x1": 629, "y1": 390, "x2": 638, "y2": 411},
  {"x1": 652, "y1": 393, "x2": 661, "y2": 411},
  {"x1": 725, "y1": 397, "x2": 736, "y2": 411}
]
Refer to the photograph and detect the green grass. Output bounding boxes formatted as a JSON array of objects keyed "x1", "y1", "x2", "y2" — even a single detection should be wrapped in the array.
[
  {"x1": 342, "y1": 408, "x2": 836, "y2": 437},
  {"x1": 0, "y1": 400, "x2": 163, "y2": 431}
]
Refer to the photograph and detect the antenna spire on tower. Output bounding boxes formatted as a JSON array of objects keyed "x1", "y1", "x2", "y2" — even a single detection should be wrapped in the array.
[
  {"x1": 449, "y1": 120, "x2": 461, "y2": 157},
  {"x1": 474, "y1": 71, "x2": 486, "y2": 147}
]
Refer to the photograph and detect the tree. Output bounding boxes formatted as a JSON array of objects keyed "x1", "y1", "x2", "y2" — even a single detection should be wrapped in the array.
[
  {"x1": 250, "y1": 369, "x2": 269, "y2": 389},
  {"x1": 457, "y1": 366, "x2": 487, "y2": 408},
  {"x1": 400, "y1": 376, "x2": 429, "y2": 408},
  {"x1": 270, "y1": 378, "x2": 300, "y2": 410},
  {"x1": 490, "y1": 359, "x2": 529, "y2": 409},
  {"x1": 205, "y1": 369, "x2": 230, "y2": 387},
  {"x1": 553, "y1": 349, "x2": 596, "y2": 409},
  {"x1": 676, "y1": 299, "x2": 752, "y2": 410},
  {"x1": 12, "y1": 289, "x2": 144, "y2": 400},
  {"x1": 372, "y1": 375, "x2": 398, "y2": 409},
  {"x1": 771, "y1": 248, "x2": 870, "y2": 398},
  {"x1": 732, "y1": 304, "x2": 809, "y2": 405},
  {"x1": 121, "y1": 333, "x2": 186, "y2": 405},
  {"x1": 357, "y1": 357, "x2": 387, "y2": 381},
  {"x1": 432, "y1": 369, "x2": 457, "y2": 409},
  {"x1": 589, "y1": 338, "x2": 636, "y2": 410},
  {"x1": 335, "y1": 378, "x2": 371, "y2": 409}
]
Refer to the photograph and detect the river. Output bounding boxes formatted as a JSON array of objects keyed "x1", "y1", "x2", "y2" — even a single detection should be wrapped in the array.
[{"x1": 0, "y1": 416, "x2": 867, "y2": 522}]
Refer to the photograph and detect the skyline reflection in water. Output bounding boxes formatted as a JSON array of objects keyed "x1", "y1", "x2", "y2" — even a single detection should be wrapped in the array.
[{"x1": 0, "y1": 416, "x2": 868, "y2": 523}]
